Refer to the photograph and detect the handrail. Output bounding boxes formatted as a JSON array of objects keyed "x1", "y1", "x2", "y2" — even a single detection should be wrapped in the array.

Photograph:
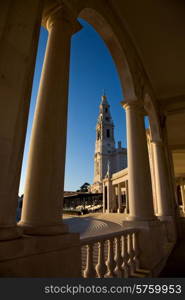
[{"x1": 80, "y1": 228, "x2": 139, "y2": 245}]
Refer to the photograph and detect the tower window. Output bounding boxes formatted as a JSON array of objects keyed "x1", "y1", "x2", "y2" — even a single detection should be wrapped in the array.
[
  {"x1": 97, "y1": 131, "x2": 101, "y2": 140},
  {"x1": 106, "y1": 129, "x2": 110, "y2": 138},
  {"x1": 105, "y1": 108, "x2": 108, "y2": 113}
]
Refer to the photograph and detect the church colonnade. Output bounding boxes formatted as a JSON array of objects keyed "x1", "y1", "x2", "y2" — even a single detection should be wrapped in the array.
[
  {"x1": 0, "y1": 1, "x2": 176, "y2": 240},
  {"x1": 103, "y1": 100, "x2": 175, "y2": 222}
]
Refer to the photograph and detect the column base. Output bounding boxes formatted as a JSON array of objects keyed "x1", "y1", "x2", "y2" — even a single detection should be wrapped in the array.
[
  {"x1": 0, "y1": 225, "x2": 22, "y2": 241},
  {"x1": 157, "y1": 215, "x2": 174, "y2": 221},
  {"x1": 124, "y1": 214, "x2": 157, "y2": 222},
  {"x1": 18, "y1": 220, "x2": 68, "y2": 236},
  {"x1": 157, "y1": 215, "x2": 177, "y2": 243}
]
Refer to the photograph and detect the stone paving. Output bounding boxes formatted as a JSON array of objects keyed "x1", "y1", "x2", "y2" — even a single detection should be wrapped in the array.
[{"x1": 63, "y1": 213, "x2": 126, "y2": 238}]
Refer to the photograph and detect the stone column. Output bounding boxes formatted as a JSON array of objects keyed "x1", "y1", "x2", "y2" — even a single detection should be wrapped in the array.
[
  {"x1": 0, "y1": 0, "x2": 43, "y2": 240},
  {"x1": 152, "y1": 140, "x2": 173, "y2": 217},
  {"x1": 125, "y1": 180, "x2": 129, "y2": 214},
  {"x1": 19, "y1": 8, "x2": 81, "y2": 234},
  {"x1": 122, "y1": 101, "x2": 155, "y2": 221},
  {"x1": 112, "y1": 185, "x2": 117, "y2": 212},
  {"x1": 107, "y1": 179, "x2": 112, "y2": 213},
  {"x1": 117, "y1": 183, "x2": 121, "y2": 213},
  {"x1": 147, "y1": 135, "x2": 158, "y2": 214},
  {"x1": 180, "y1": 179, "x2": 185, "y2": 213},
  {"x1": 103, "y1": 182, "x2": 106, "y2": 213}
]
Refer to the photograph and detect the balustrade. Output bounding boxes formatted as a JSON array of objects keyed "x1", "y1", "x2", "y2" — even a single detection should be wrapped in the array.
[{"x1": 81, "y1": 229, "x2": 140, "y2": 278}]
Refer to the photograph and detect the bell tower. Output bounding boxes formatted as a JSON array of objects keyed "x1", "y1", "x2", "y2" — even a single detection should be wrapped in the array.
[{"x1": 94, "y1": 93, "x2": 115, "y2": 184}]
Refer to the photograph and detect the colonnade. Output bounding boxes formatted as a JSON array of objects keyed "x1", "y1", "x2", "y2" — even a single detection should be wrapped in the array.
[
  {"x1": 103, "y1": 100, "x2": 175, "y2": 221},
  {"x1": 103, "y1": 180, "x2": 129, "y2": 213},
  {"x1": 0, "y1": 1, "x2": 176, "y2": 242}
]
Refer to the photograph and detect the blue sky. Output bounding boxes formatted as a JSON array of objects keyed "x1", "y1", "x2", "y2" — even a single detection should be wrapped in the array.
[{"x1": 19, "y1": 19, "x2": 126, "y2": 195}]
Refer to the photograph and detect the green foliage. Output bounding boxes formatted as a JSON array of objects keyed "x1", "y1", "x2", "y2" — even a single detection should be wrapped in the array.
[{"x1": 77, "y1": 182, "x2": 90, "y2": 192}]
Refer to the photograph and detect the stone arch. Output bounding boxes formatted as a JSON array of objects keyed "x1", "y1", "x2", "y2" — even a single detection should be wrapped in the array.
[{"x1": 78, "y1": 7, "x2": 137, "y2": 101}]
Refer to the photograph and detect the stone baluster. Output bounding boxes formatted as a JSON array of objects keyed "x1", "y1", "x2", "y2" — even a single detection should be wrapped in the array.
[
  {"x1": 114, "y1": 236, "x2": 123, "y2": 277},
  {"x1": 105, "y1": 238, "x2": 116, "y2": 277},
  {"x1": 121, "y1": 234, "x2": 130, "y2": 277},
  {"x1": 95, "y1": 241, "x2": 107, "y2": 278},
  {"x1": 84, "y1": 244, "x2": 96, "y2": 278},
  {"x1": 128, "y1": 233, "x2": 135, "y2": 274},
  {"x1": 133, "y1": 232, "x2": 140, "y2": 270}
]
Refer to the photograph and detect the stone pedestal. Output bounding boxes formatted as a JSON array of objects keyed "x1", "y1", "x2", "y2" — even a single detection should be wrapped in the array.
[
  {"x1": 122, "y1": 219, "x2": 173, "y2": 272},
  {"x1": 0, "y1": 233, "x2": 81, "y2": 277}
]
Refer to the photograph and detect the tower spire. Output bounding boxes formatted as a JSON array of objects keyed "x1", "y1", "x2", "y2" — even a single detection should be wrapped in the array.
[{"x1": 101, "y1": 89, "x2": 108, "y2": 104}]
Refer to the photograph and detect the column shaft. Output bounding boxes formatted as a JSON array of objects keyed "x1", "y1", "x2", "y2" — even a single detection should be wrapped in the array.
[
  {"x1": 117, "y1": 183, "x2": 121, "y2": 213},
  {"x1": 180, "y1": 179, "x2": 185, "y2": 213},
  {"x1": 0, "y1": 0, "x2": 43, "y2": 240},
  {"x1": 122, "y1": 101, "x2": 155, "y2": 220},
  {"x1": 148, "y1": 139, "x2": 158, "y2": 214},
  {"x1": 125, "y1": 180, "x2": 129, "y2": 213},
  {"x1": 19, "y1": 10, "x2": 81, "y2": 234},
  {"x1": 103, "y1": 182, "x2": 106, "y2": 213},
  {"x1": 107, "y1": 179, "x2": 112, "y2": 213},
  {"x1": 152, "y1": 141, "x2": 173, "y2": 217}
]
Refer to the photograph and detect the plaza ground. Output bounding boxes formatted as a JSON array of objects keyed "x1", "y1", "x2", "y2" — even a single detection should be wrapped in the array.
[{"x1": 63, "y1": 213, "x2": 125, "y2": 238}]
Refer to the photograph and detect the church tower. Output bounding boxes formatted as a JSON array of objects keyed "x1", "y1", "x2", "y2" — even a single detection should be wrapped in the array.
[
  {"x1": 94, "y1": 94, "x2": 115, "y2": 185},
  {"x1": 90, "y1": 93, "x2": 127, "y2": 193}
]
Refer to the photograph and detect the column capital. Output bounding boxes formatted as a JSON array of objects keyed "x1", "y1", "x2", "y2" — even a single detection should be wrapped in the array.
[
  {"x1": 120, "y1": 100, "x2": 144, "y2": 113},
  {"x1": 44, "y1": 4, "x2": 82, "y2": 34},
  {"x1": 151, "y1": 139, "x2": 163, "y2": 146}
]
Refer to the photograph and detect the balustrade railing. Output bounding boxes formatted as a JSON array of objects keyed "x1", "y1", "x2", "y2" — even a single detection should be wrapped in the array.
[{"x1": 80, "y1": 229, "x2": 140, "y2": 278}]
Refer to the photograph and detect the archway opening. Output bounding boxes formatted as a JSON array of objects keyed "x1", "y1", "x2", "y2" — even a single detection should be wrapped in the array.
[{"x1": 63, "y1": 17, "x2": 129, "y2": 218}]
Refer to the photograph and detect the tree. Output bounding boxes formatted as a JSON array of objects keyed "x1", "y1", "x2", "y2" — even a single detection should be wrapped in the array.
[{"x1": 77, "y1": 182, "x2": 90, "y2": 192}]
